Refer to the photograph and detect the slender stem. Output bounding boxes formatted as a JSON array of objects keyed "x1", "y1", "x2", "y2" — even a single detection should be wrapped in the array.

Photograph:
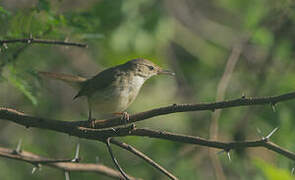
[
  {"x1": 0, "y1": 38, "x2": 87, "y2": 48},
  {"x1": 209, "y1": 40, "x2": 243, "y2": 180},
  {"x1": 110, "y1": 138, "x2": 178, "y2": 180},
  {"x1": 106, "y1": 138, "x2": 130, "y2": 180}
]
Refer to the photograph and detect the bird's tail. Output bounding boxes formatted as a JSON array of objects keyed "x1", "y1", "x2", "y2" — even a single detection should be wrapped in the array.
[{"x1": 38, "y1": 71, "x2": 86, "y2": 89}]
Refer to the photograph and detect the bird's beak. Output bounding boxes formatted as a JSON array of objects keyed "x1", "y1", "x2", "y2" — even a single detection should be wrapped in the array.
[{"x1": 158, "y1": 69, "x2": 175, "y2": 76}]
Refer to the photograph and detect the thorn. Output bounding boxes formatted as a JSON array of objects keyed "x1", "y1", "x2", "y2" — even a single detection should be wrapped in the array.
[
  {"x1": 64, "y1": 37, "x2": 69, "y2": 49},
  {"x1": 131, "y1": 123, "x2": 136, "y2": 130},
  {"x1": 3, "y1": 43, "x2": 8, "y2": 49},
  {"x1": 31, "y1": 164, "x2": 41, "y2": 174},
  {"x1": 271, "y1": 103, "x2": 276, "y2": 112},
  {"x1": 227, "y1": 151, "x2": 231, "y2": 162},
  {"x1": 291, "y1": 167, "x2": 295, "y2": 176},
  {"x1": 265, "y1": 127, "x2": 279, "y2": 139},
  {"x1": 65, "y1": 171, "x2": 70, "y2": 180},
  {"x1": 256, "y1": 127, "x2": 263, "y2": 138},
  {"x1": 16, "y1": 138, "x2": 22, "y2": 153},
  {"x1": 217, "y1": 149, "x2": 231, "y2": 161},
  {"x1": 13, "y1": 139, "x2": 22, "y2": 154},
  {"x1": 111, "y1": 128, "x2": 118, "y2": 135},
  {"x1": 121, "y1": 112, "x2": 130, "y2": 126},
  {"x1": 72, "y1": 143, "x2": 80, "y2": 162},
  {"x1": 256, "y1": 127, "x2": 262, "y2": 135},
  {"x1": 31, "y1": 167, "x2": 37, "y2": 174}
]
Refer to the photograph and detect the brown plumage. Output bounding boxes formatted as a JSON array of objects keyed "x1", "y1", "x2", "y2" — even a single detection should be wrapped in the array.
[{"x1": 39, "y1": 58, "x2": 174, "y2": 121}]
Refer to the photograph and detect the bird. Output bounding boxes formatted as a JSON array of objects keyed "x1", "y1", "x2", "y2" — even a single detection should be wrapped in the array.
[{"x1": 39, "y1": 58, "x2": 175, "y2": 122}]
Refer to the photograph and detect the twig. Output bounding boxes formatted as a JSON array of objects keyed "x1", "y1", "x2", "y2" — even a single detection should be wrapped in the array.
[
  {"x1": 209, "y1": 42, "x2": 243, "y2": 180},
  {"x1": 210, "y1": 43, "x2": 243, "y2": 139},
  {"x1": 106, "y1": 138, "x2": 130, "y2": 180},
  {"x1": 0, "y1": 146, "x2": 138, "y2": 179},
  {"x1": 110, "y1": 138, "x2": 178, "y2": 180},
  {"x1": 0, "y1": 38, "x2": 87, "y2": 48}
]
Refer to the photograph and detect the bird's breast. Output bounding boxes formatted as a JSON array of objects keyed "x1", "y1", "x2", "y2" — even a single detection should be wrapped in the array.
[
  {"x1": 89, "y1": 75, "x2": 146, "y2": 114},
  {"x1": 120, "y1": 75, "x2": 146, "y2": 104}
]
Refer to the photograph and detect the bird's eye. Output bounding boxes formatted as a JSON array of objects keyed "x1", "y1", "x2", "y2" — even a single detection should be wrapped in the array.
[{"x1": 148, "y1": 66, "x2": 154, "y2": 70}]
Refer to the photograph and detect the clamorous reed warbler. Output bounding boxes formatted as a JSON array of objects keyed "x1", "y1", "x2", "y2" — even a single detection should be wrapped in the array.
[{"x1": 39, "y1": 58, "x2": 175, "y2": 121}]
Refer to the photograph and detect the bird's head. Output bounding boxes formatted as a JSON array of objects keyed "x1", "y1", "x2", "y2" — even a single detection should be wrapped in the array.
[{"x1": 126, "y1": 58, "x2": 175, "y2": 79}]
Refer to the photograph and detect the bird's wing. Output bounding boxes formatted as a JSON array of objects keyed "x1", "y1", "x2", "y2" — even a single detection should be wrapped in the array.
[{"x1": 73, "y1": 66, "x2": 121, "y2": 99}]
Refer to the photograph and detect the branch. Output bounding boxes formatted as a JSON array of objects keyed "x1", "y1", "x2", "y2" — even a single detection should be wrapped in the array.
[
  {"x1": 1, "y1": 107, "x2": 295, "y2": 162},
  {"x1": 2, "y1": 91, "x2": 292, "y2": 130},
  {"x1": 129, "y1": 128, "x2": 295, "y2": 160},
  {"x1": 110, "y1": 138, "x2": 178, "y2": 180},
  {"x1": 0, "y1": 38, "x2": 87, "y2": 48},
  {"x1": 0, "y1": 146, "x2": 139, "y2": 180},
  {"x1": 106, "y1": 138, "x2": 130, "y2": 180},
  {"x1": 84, "y1": 91, "x2": 295, "y2": 129}
]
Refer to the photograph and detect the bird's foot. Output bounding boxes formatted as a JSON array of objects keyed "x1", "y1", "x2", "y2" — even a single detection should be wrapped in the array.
[{"x1": 113, "y1": 112, "x2": 130, "y2": 126}]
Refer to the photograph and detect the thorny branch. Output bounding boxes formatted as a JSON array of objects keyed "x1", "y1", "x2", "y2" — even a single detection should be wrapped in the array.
[
  {"x1": 0, "y1": 38, "x2": 87, "y2": 48},
  {"x1": 0, "y1": 146, "x2": 138, "y2": 180},
  {"x1": 1, "y1": 91, "x2": 295, "y2": 132},
  {"x1": 1, "y1": 109, "x2": 290, "y2": 161},
  {"x1": 0, "y1": 104, "x2": 295, "y2": 160},
  {"x1": 81, "y1": 91, "x2": 295, "y2": 129},
  {"x1": 1, "y1": 91, "x2": 295, "y2": 178}
]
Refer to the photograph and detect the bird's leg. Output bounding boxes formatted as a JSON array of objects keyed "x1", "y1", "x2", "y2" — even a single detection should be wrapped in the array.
[
  {"x1": 87, "y1": 100, "x2": 95, "y2": 128},
  {"x1": 113, "y1": 112, "x2": 130, "y2": 126},
  {"x1": 88, "y1": 107, "x2": 92, "y2": 121}
]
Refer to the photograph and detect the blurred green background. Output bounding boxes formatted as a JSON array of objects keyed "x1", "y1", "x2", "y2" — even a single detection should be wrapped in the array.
[{"x1": 1, "y1": 0, "x2": 295, "y2": 179}]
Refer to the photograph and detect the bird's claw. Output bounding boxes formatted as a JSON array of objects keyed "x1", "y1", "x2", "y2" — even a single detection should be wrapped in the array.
[
  {"x1": 121, "y1": 112, "x2": 130, "y2": 121},
  {"x1": 113, "y1": 112, "x2": 130, "y2": 126},
  {"x1": 88, "y1": 118, "x2": 96, "y2": 128}
]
